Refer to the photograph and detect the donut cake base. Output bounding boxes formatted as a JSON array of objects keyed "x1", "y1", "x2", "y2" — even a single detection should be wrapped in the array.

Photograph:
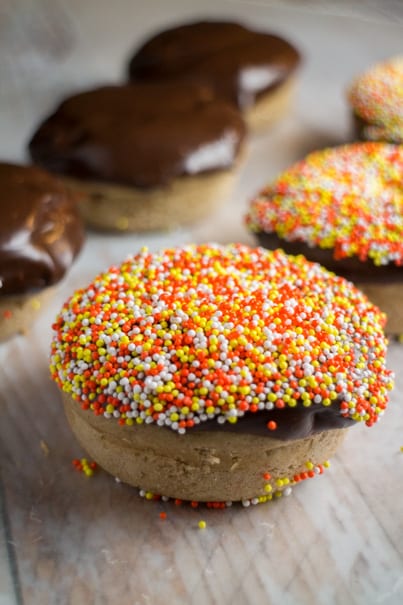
[
  {"x1": 63, "y1": 393, "x2": 347, "y2": 503},
  {"x1": 244, "y1": 77, "x2": 297, "y2": 133},
  {"x1": 64, "y1": 168, "x2": 238, "y2": 232}
]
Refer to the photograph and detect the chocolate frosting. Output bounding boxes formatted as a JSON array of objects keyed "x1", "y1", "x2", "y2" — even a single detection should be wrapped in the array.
[
  {"x1": 352, "y1": 112, "x2": 374, "y2": 141},
  {"x1": 192, "y1": 401, "x2": 355, "y2": 441},
  {"x1": 256, "y1": 232, "x2": 403, "y2": 284},
  {"x1": 351, "y1": 112, "x2": 402, "y2": 144},
  {"x1": 128, "y1": 21, "x2": 301, "y2": 109},
  {"x1": 0, "y1": 162, "x2": 84, "y2": 296},
  {"x1": 29, "y1": 84, "x2": 246, "y2": 189}
]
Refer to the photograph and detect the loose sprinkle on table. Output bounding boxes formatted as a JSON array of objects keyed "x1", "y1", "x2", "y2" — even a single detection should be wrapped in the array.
[
  {"x1": 72, "y1": 457, "x2": 97, "y2": 477},
  {"x1": 50, "y1": 244, "x2": 393, "y2": 435}
]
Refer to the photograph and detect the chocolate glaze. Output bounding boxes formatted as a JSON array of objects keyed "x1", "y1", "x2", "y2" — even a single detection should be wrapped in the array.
[
  {"x1": 256, "y1": 232, "x2": 403, "y2": 284},
  {"x1": 0, "y1": 162, "x2": 84, "y2": 296},
  {"x1": 352, "y1": 112, "x2": 373, "y2": 142},
  {"x1": 351, "y1": 112, "x2": 403, "y2": 144},
  {"x1": 192, "y1": 402, "x2": 355, "y2": 441},
  {"x1": 128, "y1": 21, "x2": 300, "y2": 109},
  {"x1": 29, "y1": 84, "x2": 246, "y2": 189}
]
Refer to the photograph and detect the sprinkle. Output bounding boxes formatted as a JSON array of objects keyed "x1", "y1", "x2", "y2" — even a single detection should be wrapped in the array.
[
  {"x1": 159, "y1": 511, "x2": 167, "y2": 520},
  {"x1": 3, "y1": 309, "x2": 12, "y2": 319},
  {"x1": 246, "y1": 143, "x2": 403, "y2": 267},
  {"x1": 50, "y1": 244, "x2": 393, "y2": 437},
  {"x1": 198, "y1": 520, "x2": 207, "y2": 529},
  {"x1": 348, "y1": 57, "x2": 403, "y2": 143},
  {"x1": 400, "y1": 446, "x2": 403, "y2": 453},
  {"x1": 72, "y1": 457, "x2": 97, "y2": 477},
  {"x1": 267, "y1": 421, "x2": 277, "y2": 431}
]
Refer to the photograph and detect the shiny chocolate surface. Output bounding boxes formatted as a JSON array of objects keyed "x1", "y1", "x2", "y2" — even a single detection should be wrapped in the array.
[
  {"x1": 0, "y1": 162, "x2": 84, "y2": 295},
  {"x1": 29, "y1": 84, "x2": 246, "y2": 188},
  {"x1": 128, "y1": 20, "x2": 300, "y2": 109}
]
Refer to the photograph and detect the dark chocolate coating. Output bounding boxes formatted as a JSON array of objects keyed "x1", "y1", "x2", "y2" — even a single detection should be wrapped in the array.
[
  {"x1": 352, "y1": 112, "x2": 372, "y2": 142},
  {"x1": 29, "y1": 84, "x2": 246, "y2": 189},
  {"x1": 128, "y1": 20, "x2": 300, "y2": 109},
  {"x1": 351, "y1": 112, "x2": 403, "y2": 144},
  {"x1": 192, "y1": 402, "x2": 355, "y2": 441},
  {"x1": 256, "y1": 232, "x2": 403, "y2": 284},
  {"x1": 0, "y1": 162, "x2": 84, "y2": 296}
]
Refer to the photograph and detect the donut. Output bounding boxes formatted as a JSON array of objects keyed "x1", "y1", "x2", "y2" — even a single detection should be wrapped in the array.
[
  {"x1": 348, "y1": 56, "x2": 403, "y2": 143},
  {"x1": 0, "y1": 162, "x2": 84, "y2": 341},
  {"x1": 50, "y1": 244, "x2": 393, "y2": 506},
  {"x1": 127, "y1": 20, "x2": 301, "y2": 133},
  {"x1": 28, "y1": 83, "x2": 246, "y2": 232},
  {"x1": 246, "y1": 142, "x2": 403, "y2": 334}
]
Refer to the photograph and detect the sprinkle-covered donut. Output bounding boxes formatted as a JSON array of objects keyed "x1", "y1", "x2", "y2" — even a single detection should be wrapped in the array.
[
  {"x1": 348, "y1": 56, "x2": 403, "y2": 143},
  {"x1": 246, "y1": 143, "x2": 403, "y2": 333},
  {"x1": 51, "y1": 244, "x2": 393, "y2": 503}
]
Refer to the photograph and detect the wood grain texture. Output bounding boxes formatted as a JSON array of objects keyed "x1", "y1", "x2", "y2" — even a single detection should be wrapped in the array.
[{"x1": 1, "y1": 1, "x2": 403, "y2": 604}]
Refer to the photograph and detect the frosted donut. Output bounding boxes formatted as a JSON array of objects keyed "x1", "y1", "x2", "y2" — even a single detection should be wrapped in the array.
[
  {"x1": 246, "y1": 142, "x2": 403, "y2": 334},
  {"x1": 348, "y1": 56, "x2": 403, "y2": 144},
  {"x1": 28, "y1": 83, "x2": 245, "y2": 232},
  {"x1": 127, "y1": 20, "x2": 301, "y2": 133},
  {"x1": 0, "y1": 162, "x2": 84, "y2": 341},
  {"x1": 50, "y1": 244, "x2": 393, "y2": 505}
]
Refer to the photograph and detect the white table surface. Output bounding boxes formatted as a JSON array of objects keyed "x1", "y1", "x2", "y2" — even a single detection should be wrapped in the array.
[{"x1": 1, "y1": 2, "x2": 403, "y2": 604}]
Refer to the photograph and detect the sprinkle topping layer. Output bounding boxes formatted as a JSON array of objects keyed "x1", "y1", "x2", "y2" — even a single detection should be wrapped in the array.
[
  {"x1": 246, "y1": 142, "x2": 403, "y2": 266},
  {"x1": 348, "y1": 56, "x2": 403, "y2": 143},
  {"x1": 50, "y1": 244, "x2": 393, "y2": 434}
]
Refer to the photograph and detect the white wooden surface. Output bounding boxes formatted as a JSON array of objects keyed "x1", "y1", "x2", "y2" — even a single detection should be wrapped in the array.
[{"x1": 1, "y1": 2, "x2": 403, "y2": 604}]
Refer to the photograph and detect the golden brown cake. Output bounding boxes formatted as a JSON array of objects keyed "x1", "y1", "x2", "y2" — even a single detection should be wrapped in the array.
[{"x1": 50, "y1": 244, "x2": 393, "y2": 506}]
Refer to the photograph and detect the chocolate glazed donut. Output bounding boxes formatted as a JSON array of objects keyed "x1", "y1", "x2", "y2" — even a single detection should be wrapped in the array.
[
  {"x1": 0, "y1": 162, "x2": 84, "y2": 340},
  {"x1": 128, "y1": 21, "x2": 300, "y2": 108},
  {"x1": 0, "y1": 163, "x2": 84, "y2": 295},
  {"x1": 28, "y1": 83, "x2": 246, "y2": 232},
  {"x1": 128, "y1": 21, "x2": 301, "y2": 132}
]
